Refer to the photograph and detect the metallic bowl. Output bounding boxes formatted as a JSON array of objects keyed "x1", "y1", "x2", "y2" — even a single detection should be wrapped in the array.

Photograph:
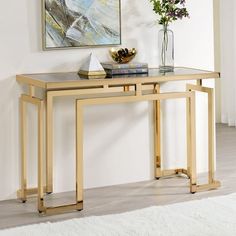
[{"x1": 109, "y1": 48, "x2": 137, "y2": 64}]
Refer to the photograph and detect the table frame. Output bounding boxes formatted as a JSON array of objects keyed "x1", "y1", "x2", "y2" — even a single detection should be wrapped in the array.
[{"x1": 16, "y1": 70, "x2": 221, "y2": 215}]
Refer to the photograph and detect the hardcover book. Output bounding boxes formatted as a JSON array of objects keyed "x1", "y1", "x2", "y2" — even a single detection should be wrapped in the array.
[
  {"x1": 105, "y1": 68, "x2": 148, "y2": 75},
  {"x1": 102, "y1": 62, "x2": 148, "y2": 70}
]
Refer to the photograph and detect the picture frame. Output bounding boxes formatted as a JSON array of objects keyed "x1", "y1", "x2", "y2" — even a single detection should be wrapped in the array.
[{"x1": 42, "y1": 0, "x2": 122, "y2": 50}]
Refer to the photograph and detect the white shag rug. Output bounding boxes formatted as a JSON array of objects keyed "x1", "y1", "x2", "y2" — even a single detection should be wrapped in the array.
[{"x1": 1, "y1": 194, "x2": 236, "y2": 236}]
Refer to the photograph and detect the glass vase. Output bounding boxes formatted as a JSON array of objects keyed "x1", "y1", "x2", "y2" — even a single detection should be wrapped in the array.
[{"x1": 158, "y1": 25, "x2": 174, "y2": 72}]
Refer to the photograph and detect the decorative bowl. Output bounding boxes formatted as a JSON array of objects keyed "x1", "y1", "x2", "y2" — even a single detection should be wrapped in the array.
[{"x1": 109, "y1": 48, "x2": 137, "y2": 64}]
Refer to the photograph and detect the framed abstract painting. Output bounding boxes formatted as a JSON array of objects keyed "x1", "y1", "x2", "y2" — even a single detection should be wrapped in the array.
[{"x1": 42, "y1": 0, "x2": 121, "y2": 50}]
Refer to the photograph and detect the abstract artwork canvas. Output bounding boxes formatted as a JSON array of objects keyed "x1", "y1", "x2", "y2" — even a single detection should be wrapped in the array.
[{"x1": 42, "y1": 0, "x2": 121, "y2": 50}]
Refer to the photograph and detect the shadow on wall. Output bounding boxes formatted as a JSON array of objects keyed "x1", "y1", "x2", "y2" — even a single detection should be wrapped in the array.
[{"x1": 0, "y1": 76, "x2": 22, "y2": 200}]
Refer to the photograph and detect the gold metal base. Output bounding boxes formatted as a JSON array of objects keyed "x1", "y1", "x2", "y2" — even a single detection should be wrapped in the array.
[
  {"x1": 19, "y1": 93, "x2": 83, "y2": 215},
  {"x1": 156, "y1": 168, "x2": 221, "y2": 194},
  {"x1": 76, "y1": 91, "x2": 198, "y2": 196},
  {"x1": 39, "y1": 202, "x2": 83, "y2": 215},
  {"x1": 196, "y1": 181, "x2": 221, "y2": 192},
  {"x1": 17, "y1": 74, "x2": 221, "y2": 215},
  {"x1": 17, "y1": 187, "x2": 47, "y2": 202},
  {"x1": 156, "y1": 168, "x2": 189, "y2": 178}
]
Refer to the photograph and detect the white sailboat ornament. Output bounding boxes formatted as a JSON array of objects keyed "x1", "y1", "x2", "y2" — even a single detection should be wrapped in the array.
[{"x1": 78, "y1": 53, "x2": 106, "y2": 79}]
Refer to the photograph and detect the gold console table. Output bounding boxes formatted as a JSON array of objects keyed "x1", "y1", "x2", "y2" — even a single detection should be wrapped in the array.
[{"x1": 16, "y1": 67, "x2": 221, "y2": 215}]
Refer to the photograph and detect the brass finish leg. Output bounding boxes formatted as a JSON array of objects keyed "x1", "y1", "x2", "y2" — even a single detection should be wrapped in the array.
[
  {"x1": 38, "y1": 100, "x2": 45, "y2": 212},
  {"x1": 186, "y1": 90, "x2": 191, "y2": 177},
  {"x1": 186, "y1": 84, "x2": 221, "y2": 192},
  {"x1": 154, "y1": 85, "x2": 193, "y2": 182},
  {"x1": 46, "y1": 93, "x2": 53, "y2": 194},
  {"x1": 36, "y1": 93, "x2": 83, "y2": 215},
  {"x1": 76, "y1": 91, "x2": 196, "y2": 196},
  {"x1": 154, "y1": 84, "x2": 162, "y2": 179},
  {"x1": 208, "y1": 88, "x2": 215, "y2": 184},
  {"x1": 76, "y1": 102, "x2": 84, "y2": 203},
  {"x1": 189, "y1": 92, "x2": 197, "y2": 193},
  {"x1": 20, "y1": 96, "x2": 27, "y2": 202},
  {"x1": 18, "y1": 95, "x2": 46, "y2": 203}
]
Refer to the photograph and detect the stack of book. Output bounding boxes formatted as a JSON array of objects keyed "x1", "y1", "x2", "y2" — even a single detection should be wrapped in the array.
[{"x1": 101, "y1": 62, "x2": 148, "y2": 76}]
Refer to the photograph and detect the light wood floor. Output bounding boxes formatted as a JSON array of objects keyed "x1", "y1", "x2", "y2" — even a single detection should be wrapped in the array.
[{"x1": 0, "y1": 124, "x2": 235, "y2": 229}]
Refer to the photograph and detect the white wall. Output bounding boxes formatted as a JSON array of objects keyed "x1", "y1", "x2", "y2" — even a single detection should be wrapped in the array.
[
  {"x1": 0, "y1": 0, "x2": 215, "y2": 200},
  {"x1": 213, "y1": 0, "x2": 221, "y2": 123},
  {"x1": 220, "y1": 0, "x2": 236, "y2": 125}
]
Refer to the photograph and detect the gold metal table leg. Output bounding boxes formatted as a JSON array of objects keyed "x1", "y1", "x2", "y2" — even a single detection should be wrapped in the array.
[
  {"x1": 17, "y1": 94, "x2": 47, "y2": 203},
  {"x1": 208, "y1": 88, "x2": 215, "y2": 184},
  {"x1": 19, "y1": 96, "x2": 27, "y2": 202},
  {"x1": 76, "y1": 102, "x2": 84, "y2": 204},
  {"x1": 38, "y1": 100, "x2": 45, "y2": 212},
  {"x1": 186, "y1": 91, "x2": 197, "y2": 193},
  {"x1": 46, "y1": 93, "x2": 53, "y2": 194},
  {"x1": 153, "y1": 85, "x2": 193, "y2": 181},
  {"x1": 186, "y1": 83, "x2": 221, "y2": 192},
  {"x1": 154, "y1": 84, "x2": 162, "y2": 179},
  {"x1": 37, "y1": 92, "x2": 83, "y2": 214},
  {"x1": 76, "y1": 91, "x2": 196, "y2": 197}
]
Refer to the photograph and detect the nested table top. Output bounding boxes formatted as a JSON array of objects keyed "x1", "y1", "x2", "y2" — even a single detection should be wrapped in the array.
[{"x1": 16, "y1": 67, "x2": 220, "y2": 90}]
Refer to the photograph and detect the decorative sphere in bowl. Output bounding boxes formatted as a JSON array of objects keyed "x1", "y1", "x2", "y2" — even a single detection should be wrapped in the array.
[{"x1": 109, "y1": 48, "x2": 137, "y2": 64}]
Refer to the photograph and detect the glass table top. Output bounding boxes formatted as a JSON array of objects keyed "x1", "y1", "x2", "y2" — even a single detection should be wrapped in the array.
[{"x1": 21, "y1": 67, "x2": 219, "y2": 83}]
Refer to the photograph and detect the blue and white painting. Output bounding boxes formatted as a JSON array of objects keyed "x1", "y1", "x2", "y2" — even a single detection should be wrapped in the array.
[{"x1": 43, "y1": 0, "x2": 121, "y2": 49}]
